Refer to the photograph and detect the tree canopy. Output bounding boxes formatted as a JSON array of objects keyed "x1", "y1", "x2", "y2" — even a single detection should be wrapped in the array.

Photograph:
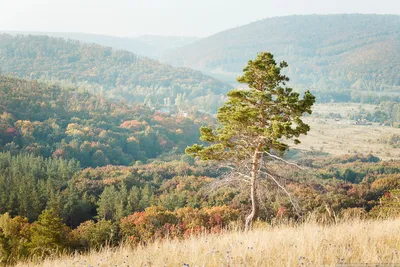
[{"x1": 187, "y1": 53, "x2": 315, "y2": 160}]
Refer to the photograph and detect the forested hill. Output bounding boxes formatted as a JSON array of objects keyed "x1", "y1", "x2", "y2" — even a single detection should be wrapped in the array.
[
  {"x1": 3, "y1": 31, "x2": 157, "y2": 57},
  {"x1": 162, "y1": 14, "x2": 400, "y2": 93},
  {"x1": 0, "y1": 76, "x2": 206, "y2": 167},
  {"x1": 2, "y1": 31, "x2": 199, "y2": 59},
  {"x1": 0, "y1": 34, "x2": 230, "y2": 112}
]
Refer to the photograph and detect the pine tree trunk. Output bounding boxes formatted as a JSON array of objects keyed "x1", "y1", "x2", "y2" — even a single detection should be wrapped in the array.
[{"x1": 245, "y1": 143, "x2": 263, "y2": 232}]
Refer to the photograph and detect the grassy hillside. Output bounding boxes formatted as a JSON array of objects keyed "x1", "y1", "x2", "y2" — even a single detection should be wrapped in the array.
[
  {"x1": 162, "y1": 14, "x2": 400, "y2": 95},
  {"x1": 0, "y1": 34, "x2": 230, "y2": 112},
  {"x1": 17, "y1": 219, "x2": 400, "y2": 266}
]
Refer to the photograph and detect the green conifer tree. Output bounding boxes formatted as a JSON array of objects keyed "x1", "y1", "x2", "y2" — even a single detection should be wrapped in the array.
[
  {"x1": 186, "y1": 52, "x2": 315, "y2": 230},
  {"x1": 28, "y1": 209, "x2": 68, "y2": 258}
]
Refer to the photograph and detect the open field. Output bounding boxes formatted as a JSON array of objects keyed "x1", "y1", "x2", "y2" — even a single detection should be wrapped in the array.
[
  {"x1": 289, "y1": 103, "x2": 400, "y2": 160},
  {"x1": 311, "y1": 103, "x2": 377, "y2": 118},
  {"x1": 18, "y1": 219, "x2": 400, "y2": 267},
  {"x1": 297, "y1": 118, "x2": 400, "y2": 160}
]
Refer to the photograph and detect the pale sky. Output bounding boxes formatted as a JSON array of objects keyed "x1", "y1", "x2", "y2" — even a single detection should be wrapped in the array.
[{"x1": 0, "y1": 0, "x2": 399, "y2": 37}]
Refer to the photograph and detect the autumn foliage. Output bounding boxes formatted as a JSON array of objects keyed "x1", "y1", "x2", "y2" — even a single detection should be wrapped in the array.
[{"x1": 120, "y1": 206, "x2": 239, "y2": 244}]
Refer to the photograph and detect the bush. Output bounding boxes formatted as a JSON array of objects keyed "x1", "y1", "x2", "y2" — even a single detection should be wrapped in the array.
[
  {"x1": 69, "y1": 220, "x2": 116, "y2": 250},
  {"x1": 0, "y1": 214, "x2": 30, "y2": 265},
  {"x1": 27, "y1": 209, "x2": 70, "y2": 259},
  {"x1": 371, "y1": 175, "x2": 400, "y2": 192},
  {"x1": 369, "y1": 190, "x2": 400, "y2": 219},
  {"x1": 120, "y1": 206, "x2": 239, "y2": 244},
  {"x1": 120, "y1": 206, "x2": 178, "y2": 244}
]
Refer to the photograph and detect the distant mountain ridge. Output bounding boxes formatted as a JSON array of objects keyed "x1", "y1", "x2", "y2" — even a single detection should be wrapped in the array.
[
  {"x1": 2, "y1": 31, "x2": 199, "y2": 59},
  {"x1": 161, "y1": 14, "x2": 400, "y2": 93},
  {"x1": 0, "y1": 34, "x2": 230, "y2": 112}
]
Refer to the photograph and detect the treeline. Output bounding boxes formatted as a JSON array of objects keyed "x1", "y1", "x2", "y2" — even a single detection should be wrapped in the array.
[
  {"x1": 0, "y1": 152, "x2": 240, "y2": 265},
  {"x1": 349, "y1": 101, "x2": 400, "y2": 127},
  {"x1": 2, "y1": 152, "x2": 398, "y2": 226},
  {"x1": 0, "y1": 152, "x2": 225, "y2": 223},
  {"x1": 311, "y1": 90, "x2": 400, "y2": 104},
  {"x1": 0, "y1": 76, "x2": 209, "y2": 167},
  {"x1": 163, "y1": 14, "x2": 400, "y2": 93},
  {"x1": 0, "y1": 206, "x2": 239, "y2": 265},
  {"x1": 0, "y1": 34, "x2": 230, "y2": 113},
  {"x1": 0, "y1": 151, "x2": 398, "y2": 226},
  {"x1": 1, "y1": 152, "x2": 400, "y2": 265}
]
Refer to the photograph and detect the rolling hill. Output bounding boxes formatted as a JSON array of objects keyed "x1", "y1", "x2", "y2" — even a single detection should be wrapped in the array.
[
  {"x1": 4, "y1": 31, "x2": 157, "y2": 57},
  {"x1": 0, "y1": 34, "x2": 230, "y2": 112},
  {"x1": 161, "y1": 14, "x2": 400, "y2": 94},
  {"x1": 2, "y1": 31, "x2": 199, "y2": 59},
  {"x1": 0, "y1": 76, "x2": 203, "y2": 167}
]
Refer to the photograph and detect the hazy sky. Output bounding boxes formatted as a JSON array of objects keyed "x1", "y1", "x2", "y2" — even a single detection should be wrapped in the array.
[{"x1": 1, "y1": 0, "x2": 399, "y2": 37}]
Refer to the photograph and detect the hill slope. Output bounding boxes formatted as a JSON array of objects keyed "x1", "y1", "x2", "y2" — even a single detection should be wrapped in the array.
[
  {"x1": 5, "y1": 31, "x2": 157, "y2": 57},
  {"x1": 162, "y1": 14, "x2": 400, "y2": 93},
  {"x1": 2, "y1": 32, "x2": 199, "y2": 59},
  {"x1": 0, "y1": 76, "x2": 203, "y2": 167},
  {"x1": 0, "y1": 34, "x2": 230, "y2": 112},
  {"x1": 18, "y1": 219, "x2": 400, "y2": 266}
]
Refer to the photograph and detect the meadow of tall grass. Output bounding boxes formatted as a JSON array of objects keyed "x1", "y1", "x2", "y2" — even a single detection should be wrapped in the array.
[{"x1": 18, "y1": 218, "x2": 400, "y2": 267}]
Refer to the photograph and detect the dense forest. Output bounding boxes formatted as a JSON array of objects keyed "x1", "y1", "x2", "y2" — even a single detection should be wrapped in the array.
[
  {"x1": 0, "y1": 34, "x2": 230, "y2": 112},
  {"x1": 0, "y1": 76, "x2": 209, "y2": 167},
  {"x1": 162, "y1": 14, "x2": 400, "y2": 98},
  {"x1": 0, "y1": 76, "x2": 399, "y2": 265},
  {"x1": 2, "y1": 32, "x2": 199, "y2": 59},
  {"x1": 1, "y1": 151, "x2": 399, "y2": 265}
]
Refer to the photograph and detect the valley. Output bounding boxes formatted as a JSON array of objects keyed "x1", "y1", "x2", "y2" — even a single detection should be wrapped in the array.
[
  {"x1": 295, "y1": 103, "x2": 400, "y2": 160},
  {"x1": 0, "y1": 10, "x2": 400, "y2": 267},
  {"x1": 162, "y1": 14, "x2": 400, "y2": 96}
]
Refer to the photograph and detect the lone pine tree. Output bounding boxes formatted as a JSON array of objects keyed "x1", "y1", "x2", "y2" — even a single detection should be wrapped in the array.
[{"x1": 186, "y1": 52, "x2": 315, "y2": 231}]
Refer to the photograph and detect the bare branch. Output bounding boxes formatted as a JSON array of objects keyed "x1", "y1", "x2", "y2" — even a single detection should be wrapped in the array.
[{"x1": 258, "y1": 170, "x2": 301, "y2": 216}]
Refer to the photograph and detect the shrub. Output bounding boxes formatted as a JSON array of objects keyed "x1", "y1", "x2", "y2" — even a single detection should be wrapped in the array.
[
  {"x1": 371, "y1": 175, "x2": 400, "y2": 192},
  {"x1": 0, "y1": 214, "x2": 30, "y2": 265},
  {"x1": 120, "y1": 206, "x2": 239, "y2": 244},
  {"x1": 27, "y1": 209, "x2": 70, "y2": 259},
  {"x1": 369, "y1": 189, "x2": 400, "y2": 219},
  {"x1": 69, "y1": 220, "x2": 116, "y2": 250},
  {"x1": 120, "y1": 207, "x2": 178, "y2": 244}
]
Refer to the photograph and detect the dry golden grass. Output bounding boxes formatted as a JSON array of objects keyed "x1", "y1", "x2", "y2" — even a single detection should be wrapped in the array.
[
  {"x1": 18, "y1": 219, "x2": 400, "y2": 267},
  {"x1": 285, "y1": 103, "x2": 400, "y2": 160},
  {"x1": 297, "y1": 118, "x2": 400, "y2": 160}
]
